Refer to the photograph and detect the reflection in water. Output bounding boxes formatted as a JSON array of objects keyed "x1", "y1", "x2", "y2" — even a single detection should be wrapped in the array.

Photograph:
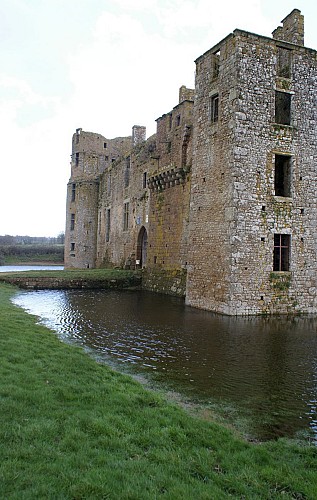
[
  {"x1": 0, "y1": 265, "x2": 64, "y2": 272},
  {"x1": 13, "y1": 289, "x2": 317, "y2": 442}
]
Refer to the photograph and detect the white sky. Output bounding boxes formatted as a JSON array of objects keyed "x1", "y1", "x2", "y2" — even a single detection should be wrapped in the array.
[{"x1": 1, "y1": 0, "x2": 316, "y2": 237}]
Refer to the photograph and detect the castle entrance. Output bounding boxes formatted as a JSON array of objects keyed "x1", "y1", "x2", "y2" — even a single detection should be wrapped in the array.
[{"x1": 137, "y1": 226, "x2": 147, "y2": 268}]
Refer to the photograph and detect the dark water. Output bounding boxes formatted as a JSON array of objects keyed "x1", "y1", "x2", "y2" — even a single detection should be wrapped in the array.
[{"x1": 13, "y1": 289, "x2": 317, "y2": 442}]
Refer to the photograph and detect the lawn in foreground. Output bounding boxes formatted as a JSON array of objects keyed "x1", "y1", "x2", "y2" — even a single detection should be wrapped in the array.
[{"x1": 0, "y1": 283, "x2": 316, "y2": 499}]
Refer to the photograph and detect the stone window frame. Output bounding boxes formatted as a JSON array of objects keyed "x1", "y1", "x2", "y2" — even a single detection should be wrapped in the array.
[
  {"x1": 209, "y1": 93, "x2": 219, "y2": 123},
  {"x1": 123, "y1": 201, "x2": 129, "y2": 231},
  {"x1": 70, "y1": 213, "x2": 75, "y2": 231},
  {"x1": 274, "y1": 153, "x2": 293, "y2": 198},
  {"x1": 276, "y1": 45, "x2": 292, "y2": 79},
  {"x1": 105, "y1": 208, "x2": 111, "y2": 242},
  {"x1": 275, "y1": 90, "x2": 292, "y2": 126},
  {"x1": 71, "y1": 183, "x2": 76, "y2": 202},
  {"x1": 124, "y1": 156, "x2": 131, "y2": 188},
  {"x1": 273, "y1": 233, "x2": 291, "y2": 271},
  {"x1": 212, "y1": 50, "x2": 220, "y2": 79},
  {"x1": 143, "y1": 172, "x2": 147, "y2": 189}
]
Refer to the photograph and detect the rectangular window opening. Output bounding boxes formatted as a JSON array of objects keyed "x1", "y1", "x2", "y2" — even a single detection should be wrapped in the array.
[
  {"x1": 210, "y1": 94, "x2": 219, "y2": 123},
  {"x1": 71, "y1": 183, "x2": 76, "y2": 202},
  {"x1": 70, "y1": 213, "x2": 75, "y2": 231},
  {"x1": 176, "y1": 115, "x2": 181, "y2": 127},
  {"x1": 70, "y1": 242, "x2": 75, "y2": 252},
  {"x1": 106, "y1": 208, "x2": 110, "y2": 242},
  {"x1": 75, "y1": 152, "x2": 79, "y2": 166},
  {"x1": 124, "y1": 156, "x2": 130, "y2": 188},
  {"x1": 275, "y1": 91, "x2": 291, "y2": 125},
  {"x1": 213, "y1": 50, "x2": 220, "y2": 78},
  {"x1": 277, "y1": 46, "x2": 292, "y2": 79},
  {"x1": 123, "y1": 202, "x2": 129, "y2": 231},
  {"x1": 143, "y1": 172, "x2": 147, "y2": 189},
  {"x1": 274, "y1": 154, "x2": 291, "y2": 197},
  {"x1": 273, "y1": 234, "x2": 290, "y2": 271}
]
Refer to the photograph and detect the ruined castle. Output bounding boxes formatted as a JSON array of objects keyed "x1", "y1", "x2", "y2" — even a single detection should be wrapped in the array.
[{"x1": 65, "y1": 10, "x2": 317, "y2": 315}]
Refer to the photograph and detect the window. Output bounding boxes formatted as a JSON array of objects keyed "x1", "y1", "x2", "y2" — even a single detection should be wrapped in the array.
[
  {"x1": 213, "y1": 51, "x2": 220, "y2": 79},
  {"x1": 275, "y1": 91, "x2": 291, "y2": 125},
  {"x1": 277, "y1": 47, "x2": 292, "y2": 79},
  {"x1": 70, "y1": 242, "x2": 75, "y2": 251},
  {"x1": 75, "y1": 152, "x2": 79, "y2": 166},
  {"x1": 71, "y1": 183, "x2": 76, "y2": 202},
  {"x1": 105, "y1": 155, "x2": 109, "y2": 161},
  {"x1": 168, "y1": 114, "x2": 172, "y2": 130},
  {"x1": 124, "y1": 157, "x2": 130, "y2": 188},
  {"x1": 274, "y1": 155, "x2": 291, "y2": 197},
  {"x1": 70, "y1": 213, "x2": 75, "y2": 231},
  {"x1": 143, "y1": 172, "x2": 147, "y2": 189},
  {"x1": 104, "y1": 142, "x2": 107, "y2": 148},
  {"x1": 107, "y1": 174, "x2": 111, "y2": 195},
  {"x1": 210, "y1": 94, "x2": 219, "y2": 122},
  {"x1": 106, "y1": 209, "x2": 110, "y2": 242},
  {"x1": 123, "y1": 202, "x2": 129, "y2": 231},
  {"x1": 273, "y1": 234, "x2": 290, "y2": 271},
  {"x1": 176, "y1": 115, "x2": 181, "y2": 127},
  {"x1": 167, "y1": 141, "x2": 171, "y2": 153}
]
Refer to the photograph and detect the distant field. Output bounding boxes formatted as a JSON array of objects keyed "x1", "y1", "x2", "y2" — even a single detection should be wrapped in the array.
[{"x1": 0, "y1": 244, "x2": 64, "y2": 264}]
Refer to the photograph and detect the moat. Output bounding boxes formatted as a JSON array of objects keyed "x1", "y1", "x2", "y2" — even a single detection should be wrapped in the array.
[{"x1": 13, "y1": 288, "x2": 317, "y2": 443}]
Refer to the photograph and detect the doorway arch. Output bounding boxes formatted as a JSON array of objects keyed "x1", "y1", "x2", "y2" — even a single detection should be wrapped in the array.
[{"x1": 137, "y1": 226, "x2": 148, "y2": 268}]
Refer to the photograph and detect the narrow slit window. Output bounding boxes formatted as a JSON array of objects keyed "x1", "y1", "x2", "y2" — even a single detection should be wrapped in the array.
[
  {"x1": 70, "y1": 213, "x2": 75, "y2": 231},
  {"x1": 143, "y1": 172, "x2": 147, "y2": 189},
  {"x1": 210, "y1": 94, "x2": 219, "y2": 123},
  {"x1": 273, "y1": 234, "x2": 290, "y2": 271},
  {"x1": 274, "y1": 154, "x2": 291, "y2": 197},
  {"x1": 71, "y1": 183, "x2": 76, "y2": 202},
  {"x1": 213, "y1": 51, "x2": 220, "y2": 79},
  {"x1": 124, "y1": 156, "x2": 130, "y2": 188},
  {"x1": 75, "y1": 152, "x2": 79, "y2": 166},
  {"x1": 123, "y1": 202, "x2": 129, "y2": 231},
  {"x1": 275, "y1": 91, "x2": 291, "y2": 125},
  {"x1": 106, "y1": 209, "x2": 110, "y2": 242}
]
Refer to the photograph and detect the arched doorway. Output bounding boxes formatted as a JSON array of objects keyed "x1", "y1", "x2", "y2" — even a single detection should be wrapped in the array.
[{"x1": 137, "y1": 226, "x2": 147, "y2": 268}]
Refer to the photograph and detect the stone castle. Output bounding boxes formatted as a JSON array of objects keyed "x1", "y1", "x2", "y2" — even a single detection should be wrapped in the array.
[{"x1": 65, "y1": 9, "x2": 317, "y2": 315}]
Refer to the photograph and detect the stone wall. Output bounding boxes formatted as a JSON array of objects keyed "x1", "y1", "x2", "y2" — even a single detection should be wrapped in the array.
[
  {"x1": 186, "y1": 16, "x2": 317, "y2": 314},
  {"x1": 64, "y1": 10, "x2": 317, "y2": 314}
]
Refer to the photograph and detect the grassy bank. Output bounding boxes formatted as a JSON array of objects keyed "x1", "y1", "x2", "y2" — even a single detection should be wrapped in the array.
[
  {"x1": 0, "y1": 268, "x2": 141, "y2": 290},
  {"x1": 0, "y1": 268, "x2": 134, "y2": 279},
  {"x1": 0, "y1": 283, "x2": 316, "y2": 499}
]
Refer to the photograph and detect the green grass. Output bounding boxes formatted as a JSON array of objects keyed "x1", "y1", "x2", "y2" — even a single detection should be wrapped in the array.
[
  {"x1": 0, "y1": 282, "x2": 316, "y2": 499},
  {"x1": 0, "y1": 268, "x2": 136, "y2": 279},
  {"x1": 2, "y1": 253, "x2": 63, "y2": 264}
]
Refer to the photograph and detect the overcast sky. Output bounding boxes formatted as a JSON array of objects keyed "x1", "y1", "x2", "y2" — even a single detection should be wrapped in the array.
[{"x1": 1, "y1": 0, "x2": 316, "y2": 237}]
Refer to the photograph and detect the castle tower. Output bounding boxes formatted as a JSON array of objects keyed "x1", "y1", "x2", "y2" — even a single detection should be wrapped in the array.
[
  {"x1": 64, "y1": 129, "x2": 103, "y2": 268},
  {"x1": 186, "y1": 10, "x2": 317, "y2": 314}
]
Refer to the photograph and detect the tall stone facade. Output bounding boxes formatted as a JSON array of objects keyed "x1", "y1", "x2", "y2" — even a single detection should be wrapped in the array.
[{"x1": 65, "y1": 10, "x2": 317, "y2": 315}]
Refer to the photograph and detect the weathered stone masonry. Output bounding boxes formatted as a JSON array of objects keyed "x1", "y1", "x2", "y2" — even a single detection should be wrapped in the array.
[{"x1": 65, "y1": 10, "x2": 317, "y2": 315}]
